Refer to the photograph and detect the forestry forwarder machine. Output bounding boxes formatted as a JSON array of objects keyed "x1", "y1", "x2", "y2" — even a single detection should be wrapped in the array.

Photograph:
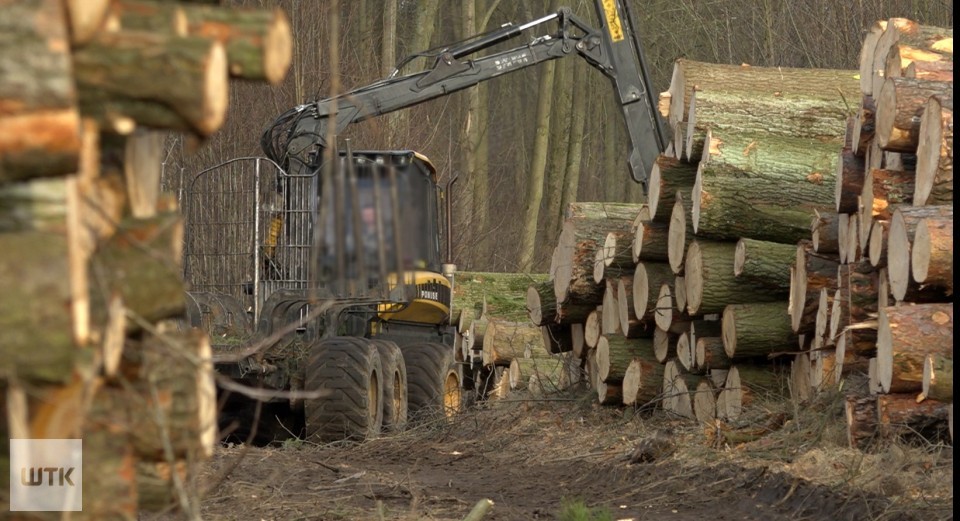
[{"x1": 180, "y1": 0, "x2": 667, "y2": 442}]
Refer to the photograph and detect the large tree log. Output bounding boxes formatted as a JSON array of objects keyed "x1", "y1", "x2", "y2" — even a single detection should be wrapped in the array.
[
  {"x1": 858, "y1": 20, "x2": 887, "y2": 95},
  {"x1": 685, "y1": 240, "x2": 783, "y2": 315},
  {"x1": 910, "y1": 211, "x2": 953, "y2": 294},
  {"x1": 621, "y1": 348, "x2": 664, "y2": 406},
  {"x1": 876, "y1": 303, "x2": 953, "y2": 394},
  {"x1": 541, "y1": 323, "x2": 574, "y2": 355},
  {"x1": 631, "y1": 218, "x2": 669, "y2": 264},
  {"x1": 584, "y1": 308, "x2": 601, "y2": 349},
  {"x1": 526, "y1": 281, "x2": 556, "y2": 326},
  {"x1": 666, "y1": 191, "x2": 693, "y2": 274},
  {"x1": 870, "y1": 19, "x2": 953, "y2": 98},
  {"x1": 482, "y1": 320, "x2": 541, "y2": 367},
  {"x1": 81, "y1": 385, "x2": 138, "y2": 520},
  {"x1": 887, "y1": 205, "x2": 952, "y2": 302},
  {"x1": 597, "y1": 335, "x2": 654, "y2": 384},
  {"x1": 791, "y1": 352, "x2": 813, "y2": 404},
  {"x1": 811, "y1": 210, "x2": 841, "y2": 254},
  {"x1": 632, "y1": 262, "x2": 675, "y2": 323},
  {"x1": 914, "y1": 96, "x2": 953, "y2": 206},
  {"x1": 867, "y1": 219, "x2": 889, "y2": 267},
  {"x1": 733, "y1": 238, "x2": 794, "y2": 295},
  {"x1": 790, "y1": 241, "x2": 840, "y2": 334},
  {"x1": 831, "y1": 262, "x2": 880, "y2": 341},
  {"x1": 695, "y1": 336, "x2": 731, "y2": 373},
  {"x1": 553, "y1": 204, "x2": 637, "y2": 303},
  {"x1": 0, "y1": 0, "x2": 82, "y2": 182},
  {"x1": 594, "y1": 230, "x2": 634, "y2": 283},
  {"x1": 616, "y1": 275, "x2": 648, "y2": 338},
  {"x1": 647, "y1": 156, "x2": 697, "y2": 222},
  {"x1": 905, "y1": 57, "x2": 954, "y2": 82},
  {"x1": 921, "y1": 352, "x2": 953, "y2": 403},
  {"x1": 675, "y1": 332, "x2": 694, "y2": 373},
  {"x1": 601, "y1": 280, "x2": 621, "y2": 335},
  {"x1": 876, "y1": 393, "x2": 951, "y2": 443},
  {"x1": 852, "y1": 96, "x2": 877, "y2": 156},
  {"x1": 692, "y1": 156, "x2": 836, "y2": 244},
  {"x1": 182, "y1": 4, "x2": 292, "y2": 84},
  {"x1": 876, "y1": 77, "x2": 952, "y2": 151},
  {"x1": 72, "y1": 31, "x2": 228, "y2": 135},
  {"x1": 105, "y1": 0, "x2": 189, "y2": 35},
  {"x1": 861, "y1": 168, "x2": 915, "y2": 229},
  {"x1": 721, "y1": 302, "x2": 795, "y2": 359},
  {"x1": 692, "y1": 379, "x2": 718, "y2": 425},
  {"x1": 122, "y1": 329, "x2": 217, "y2": 460},
  {"x1": 835, "y1": 148, "x2": 866, "y2": 213}
]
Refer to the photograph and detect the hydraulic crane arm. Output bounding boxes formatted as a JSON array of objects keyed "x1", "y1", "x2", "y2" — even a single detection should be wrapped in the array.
[{"x1": 262, "y1": 1, "x2": 667, "y2": 189}]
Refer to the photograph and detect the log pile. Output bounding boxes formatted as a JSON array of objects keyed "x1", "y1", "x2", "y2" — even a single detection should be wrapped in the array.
[
  {"x1": 1, "y1": 0, "x2": 292, "y2": 515},
  {"x1": 526, "y1": 21, "x2": 952, "y2": 450}
]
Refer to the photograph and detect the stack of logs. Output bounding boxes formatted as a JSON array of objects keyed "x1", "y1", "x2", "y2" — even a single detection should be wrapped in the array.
[
  {"x1": 451, "y1": 272, "x2": 577, "y2": 400},
  {"x1": 526, "y1": 18, "x2": 952, "y2": 449},
  {"x1": 1, "y1": 0, "x2": 291, "y2": 516}
]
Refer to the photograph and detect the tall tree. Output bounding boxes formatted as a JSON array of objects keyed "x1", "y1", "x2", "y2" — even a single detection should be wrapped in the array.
[
  {"x1": 542, "y1": 54, "x2": 573, "y2": 247},
  {"x1": 560, "y1": 60, "x2": 588, "y2": 223}
]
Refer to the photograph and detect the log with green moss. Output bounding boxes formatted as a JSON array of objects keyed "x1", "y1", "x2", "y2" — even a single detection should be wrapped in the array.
[
  {"x1": 597, "y1": 335, "x2": 654, "y2": 385},
  {"x1": 734, "y1": 238, "x2": 795, "y2": 295},
  {"x1": 721, "y1": 302, "x2": 795, "y2": 359},
  {"x1": 684, "y1": 240, "x2": 783, "y2": 315},
  {"x1": 554, "y1": 208, "x2": 636, "y2": 304},
  {"x1": 631, "y1": 218, "x2": 669, "y2": 264},
  {"x1": 621, "y1": 350, "x2": 665, "y2": 406},
  {"x1": 454, "y1": 271, "x2": 549, "y2": 323},
  {"x1": 647, "y1": 156, "x2": 698, "y2": 222}
]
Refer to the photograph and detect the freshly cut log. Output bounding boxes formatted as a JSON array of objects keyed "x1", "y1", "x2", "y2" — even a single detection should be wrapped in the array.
[
  {"x1": 596, "y1": 381, "x2": 623, "y2": 405},
  {"x1": 877, "y1": 303, "x2": 953, "y2": 393},
  {"x1": 692, "y1": 379, "x2": 718, "y2": 425},
  {"x1": 721, "y1": 302, "x2": 795, "y2": 359},
  {"x1": 847, "y1": 211, "x2": 863, "y2": 264},
  {"x1": 584, "y1": 308, "x2": 601, "y2": 349},
  {"x1": 597, "y1": 335, "x2": 653, "y2": 384},
  {"x1": 887, "y1": 205, "x2": 952, "y2": 302},
  {"x1": 810, "y1": 349, "x2": 838, "y2": 391},
  {"x1": 685, "y1": 240, "x2": 782, "y2": 315},
  {"x1": 105, "y1": 0, "x2": 189, "y2": 35},
  {"x1": 811, "y1": 211, "x2": 841, "y2": 254},
  {"x1": 457, "y1": 307, "x2": 475, "y2": 335},
  {"x1": 861, "y1": 168, "x2": 915, "y2": 228},
  {"x1": 693, "y1": 157, "x2": 836, "y2": 244},
  {"x1": 876, "y1": 393, "x2": 951, "y2": 442},
  {"x1": 921, "y1": 353, "x2": 953, "y2": 403},
  {"x1": 845, "y1": 394, "x2": 878, "y2": 450},
  {"x1": 914, "y1": 96, "x2": 953, "y2": 206},
  {"x1": 813, "y1": 288, "x2": 833, "y2": 348},
  {"x1": 831, "y1": 262, "x2": 880, "y2": 340},
  {"x1": 695, "y1": 336, "x2": 731, "y2": 373},
  {"x1": 905, "y1": 57, "x2": 954, "y2": 82},
  {"x1": 875, "y1": 77, "x2": 952, "y2": 151},
  {"x1": 666, "y1": 192, "x2": 693, "y2": 274},
  {"x1": 910, "y1": 212, "x2": 953, "y2": 293},
  {"x1": 733, "y1": 238, "x2": 794, "y2": 294},
  {"x1": 601, "y1": 280, "x2": 620, "y2": 335},
  {"x1": 684, "y1": 66, "x2": 857, "y2": 160},
  {"x1": 867, "y1": 219, "x2": 889, "y2": 267},
  {"x1": 653, "y1": 327, "x2": 674, "y2": 363},
  {"x1": 631, "y1": 218, "x2": 669, "y2": 264},
  {"x1": 870, "y1": 19, "x2": 953, "y2": 98},
  {"x1": 182, "y1": 4, "x2": 293, "y2": 84},
  {"x1": 82, "y1": 386, "x2": 138, "y2": 519},
  {"x1": 661, "y1": 360, "x2": 686, "y2": 415},
  {"x1": 617, "y1": 276, "x2": 648, "y2": 338},
  {"x1": 0, "y1": 0, "x2": 82, "y2": 183},
  {"x1": 675, "y1": 332, "x2": 694, "y2": 372},
  {"x1": 64, "y1": 0, "x2": 112, "y2": 44},
  {"x1": 647, "y1": 156, "x2": 697, "y2": 222},
  {"x1": 482, "y1": 320, "x2": 540, "y2": 366},
  {"x1": 858, "y1": 20, "x2": 888, "y2": 97},
  {"x1": 73, "y1": 31, "x2": 228, "y2": 135},
  {"x1": 718, "y1": 365, "x2": 785, "y2": 421},
  {"x1": 790, "y1": 241, "x2": 840, "y2": 334},
  {"x1": 541, "y1": 323, "x2": 574, "y2": 354},
  {"x1": 594, "y1": 230, "x2": 634, "y2": 283},
  {"x1": 122, "y1": 329, "x2": 217, "y2": 460},
  {"x1": 570, "y1": 323, "x2": 585, "y2": 359},
  {"x1": 527, "y1": 281, "x2": 557, "y2": 326},
  {"x1": 833, "y1": 331, "x2": 872, "y2": 383},
  {"x1": 673, "y1": 276, "x2": 687, "y2": 314},
  {"x1": 853, "y1": 96, "x2": 877, "y2": 156},
  {"x1": 835, "y1": 148, "x2": 867, "y2": 213},
  {"x1": 666, "y1": 374, "x2": 696, "y2": 420},
  {"x1": 553, "y1": 204, "x2": 637, "y2": 303},
  {"x1": 837, "y1": 213, "x2": 851, "y2": 264},
  {"x1": 621, "y1": 348, "x2": 664, "y2": 406},
  {"x1": 632, "y1": 262, "x2": 675, "y2": 323},
  {"x1": 790, "y1": 352, "x2": 813, "y2": 403}
]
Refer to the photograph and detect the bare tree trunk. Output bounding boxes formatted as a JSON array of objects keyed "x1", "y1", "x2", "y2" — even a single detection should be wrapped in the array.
[
  {"x1": 381, "y1": 0, "x2": 401, "y2": 140},
  {"x1": 544, "y1": 57, "x2": 573, "y2": 244},
  {"x1": 560, "y1": 61, "x2": 587, "y2": 231}
]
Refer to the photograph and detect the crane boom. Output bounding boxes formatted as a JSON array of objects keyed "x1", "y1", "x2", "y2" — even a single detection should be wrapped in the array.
[{"x1": 262, "y1": 1, "x2": 667, "y2": 190}]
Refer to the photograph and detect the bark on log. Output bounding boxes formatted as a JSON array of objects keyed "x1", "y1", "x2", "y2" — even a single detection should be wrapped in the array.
[
  {"x1": 647, "y1": 156, "x2": 697, "y2": 222},
  {"x1": 595, "y1": 230, "x2": 634, "y2": 283},
  {"x1": 876, "y1": 77, "x2": 952, "y2": 152},
  {"x1": 72, "y1": 31, "x2": 228, "y2": 135},
  {"x1": 122, "y1": 329, "x2": 217, "y2": 460},
  {"x1": 631, "y1": 218, "x2": 669, "y2": 264},
  {"x1": 695, "y1": 336, "x2": 731, "y2": 373},
  {"x1": 914, "y1": 96, "x2": 953, "y2": 206},
  {"x1": 791, "y1": 352, "x2": 813, "y2": 404},
  {"x1": 82, "y1": 386, "x2": 138, "y2": 519},
  {"x1": 870, "y1": 19, "x2": 953, "y2": 98},
  {"x1": 0, "y1": 0, "x2": 82, "y2": 182},
  {"x1": 721, "y1": 302, "x2": 795, "y2": 359},
  {"x1": 554, "y1": 205, "x2": 637, "y2": 303},
  {"x1": 910, "y1": 212, "x2": 953, "y2": 293},
  {"x1": 846, "y1": 394, "x2": 879, "y2": 450},
  {"x1": 811, "y1": 211, "x2": 841, "y2": 254},
  {"x1": 733, "y1": 238, "x2": 794, "y2": 295},
  {"x1": 597, "y1": 335, "x2": 654, "y2": 384},
  {"x1": 685, "y1": 240, "x2": 783, "y2": 315},
  {"x1": 617, "y1": 275, "x2": 648, "y2": 338},
  {"x1": 835, "y1": 148, "x2": 867, "y2": 213},
  {"x1": 832, "y1": 262, "x2": 880, "y2": 341},
  {"x1": 887, "y1": 205, "x2": 952, "y2": 302},
  {"x1": 876, "y1": 393, "x2": 951, "y2": 443},
  {"x1": 526, "y1": 281, "x2": 557, "y2": 326},
  {"x1": 853, "y1": 96, "x2": 876, "y2": 156},
  {"x1": 621, "y1": 348, "x2": 664, "y2": 406},
  {"x1": 858, "y1": 20, "x2": 888, "y2": 97},
  {"x1": 718, "y1": 365, "x2": 786, "y2": 421},
  {"x1": 693, "y1": 157, "x2": 837, "y2": 244},
  {"x1": 861, "y1": 167, "x2": 916, "y2": 226},
  {"x1": 632, "y1": 262, "x2": 675, "y2": 323},
  {"x1": 105, "y1": 0, "x2": 189, "y2": 35},
  {"x1": 905, "y1": 57, "x2": 954, "y2": 82},
  {"x1": 790, "y1": 241, "x2": 840, "y2": 334},
  {"x1": 877, "y1": 303, "x2": 953, "y2": 394},
  {"x1": 182, "y1": 4, "x2": 292, "y2": 84},
  {"x1": 921, "y1": 353, "x2": 952, "y2": 403},
  {"x1": 667, "y1": 192, "x2": 693, "y2": 274},
  {"x1": 541, "y1": 323, "x2": 574, "y2": 354},
  {"x1": 482, "y1": 320, "x2": 541, "y2": 367},
  {"x1": 693, "y1": 379, "x2": 718, "y2": 425}
]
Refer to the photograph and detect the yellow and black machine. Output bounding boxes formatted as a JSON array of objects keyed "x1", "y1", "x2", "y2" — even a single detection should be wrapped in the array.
[{"x1": 181, "y1": 0, "x2": 666, "y2": 442}]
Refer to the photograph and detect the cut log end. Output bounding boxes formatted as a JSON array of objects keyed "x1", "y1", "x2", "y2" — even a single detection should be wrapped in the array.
[
  {"x1": 668, "y1": 194, "x2": 687, "y2": 274},
  {"x1": 264, "y1": 8, "x2": 293, "y2": 85},
  {"x1": 654, "y1": 283, "x2": 673, "y2": 331}
]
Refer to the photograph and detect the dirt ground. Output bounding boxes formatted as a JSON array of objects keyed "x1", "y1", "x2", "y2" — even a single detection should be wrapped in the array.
[{"x1": 179, "y1": 387, "x2": 952, "y2": 521}]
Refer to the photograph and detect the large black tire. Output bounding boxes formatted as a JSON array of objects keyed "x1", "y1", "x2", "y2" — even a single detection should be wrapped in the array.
[
  {"x1": 303, "y1": 337, "x2": 383, "y2": 442},
  {"x1": 370, "y1": 339, "x2": 408, "y2": 432},
  {"x1": 402, "y1": 342, "x2": 462, "y2": 420}
]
